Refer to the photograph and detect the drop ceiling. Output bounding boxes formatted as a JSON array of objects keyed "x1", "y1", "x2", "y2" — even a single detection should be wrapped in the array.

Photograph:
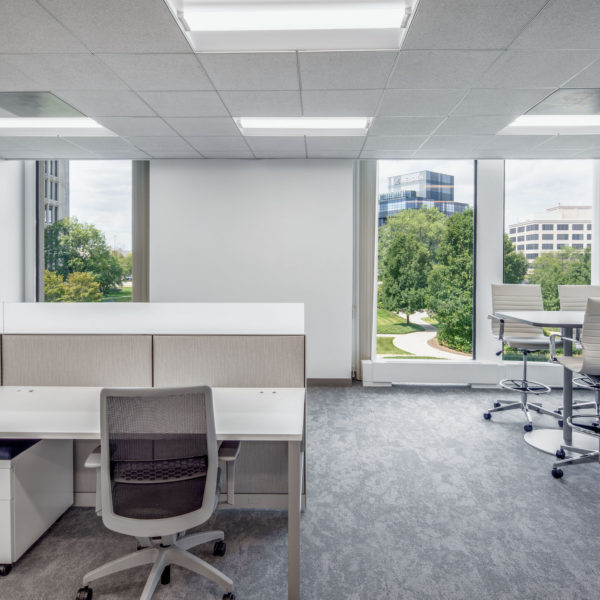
[{"x1": 0, "y1": 0, "x2": 600, "y2": 160}]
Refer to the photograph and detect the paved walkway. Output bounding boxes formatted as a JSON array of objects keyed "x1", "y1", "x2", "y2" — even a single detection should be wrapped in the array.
[{"x1": 387, "y1": 311, "x2": 470, "y2": 360}]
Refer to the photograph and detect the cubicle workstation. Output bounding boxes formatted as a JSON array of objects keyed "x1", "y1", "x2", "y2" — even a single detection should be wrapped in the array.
[{"x1": 0, "y1": 301, "x2": 307, "y2": 509}]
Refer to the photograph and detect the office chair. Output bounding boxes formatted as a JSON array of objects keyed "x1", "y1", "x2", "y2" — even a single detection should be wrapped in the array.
[
  {"x1": 550, "y1": 297, "x2": 600, "y2": 479},
  {"x1": 76, "y1": 386, "x2": 235, "y2": 600},
  {"x1": 484, "y1": 284, "x2": 559, "y2": 431}
]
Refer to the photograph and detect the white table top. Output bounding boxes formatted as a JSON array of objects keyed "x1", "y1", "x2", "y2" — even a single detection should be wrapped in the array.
[
  {"x1": 0, "y1": 387, "x2": 305, "y2": 442},
  {"x1": 494, "y1": 310, "x2": 584, "y2": 328}
]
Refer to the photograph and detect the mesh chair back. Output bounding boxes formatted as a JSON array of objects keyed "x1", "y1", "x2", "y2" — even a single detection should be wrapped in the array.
[
  {"x1": 491, "y1": 284, "x2": 544, "y2": 338},
  {"x1": 581, "y1": 298, "x2": 600, "y2": 376},
  {"x1": 558, "y1": 285, "x2": 600, "y2": 311},
  {"x1": 100, "y1": 386, "x2": 218, "y2": 537}
]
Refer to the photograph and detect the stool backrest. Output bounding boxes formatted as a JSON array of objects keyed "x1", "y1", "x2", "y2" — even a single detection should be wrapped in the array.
[
  {"x1": 558, "y1": 285, "x2": 600, "y2": 311},
  {"x1": 581, "y1": 297, "x2": 600, "y2": 376},
  {"x1": 491, "y1": 284, "x2": 544, "y2": 338}
]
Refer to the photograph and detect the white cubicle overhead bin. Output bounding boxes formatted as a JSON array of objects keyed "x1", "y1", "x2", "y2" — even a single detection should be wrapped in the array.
[{"x1": 1, "y1": 302, "x2": 305, "y2": 335}]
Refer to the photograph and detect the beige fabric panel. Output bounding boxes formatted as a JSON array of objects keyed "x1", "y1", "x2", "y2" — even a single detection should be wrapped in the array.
[
  {"x1": 2, "y1": 334, "x2": 153, "y2": 387},
  {"x1": 558, "y1": 285, "x2": 600, "y2": 311},
  {"x1": 491, "y1": 284, "x2": 544, "y2": 338},
  {"x1": 2, "y1": 334, "x2": 153, "y2": 494},
  {"x1": 153, "y1": 335, "x2": 305, "y2": 387}
]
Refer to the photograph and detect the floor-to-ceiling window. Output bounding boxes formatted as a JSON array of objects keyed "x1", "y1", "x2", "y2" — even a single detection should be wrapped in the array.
[
  {"x1": 376, "y1": 160, "x2": 475, "y2": 360},
  {"x1": 37, "y1": 160, "x2": 132, "y2": 302}
]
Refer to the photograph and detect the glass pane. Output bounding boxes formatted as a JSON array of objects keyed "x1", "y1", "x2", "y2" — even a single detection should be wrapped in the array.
[
  {"x1": 376, "y1": 161, "x2": 475, "y2": 361},
  {"x1": 40, "y1": 160, "x2": 132, "y2": 302},
  {"x1": 503, "y1": 160, "x2": 593, "y2": 360}
]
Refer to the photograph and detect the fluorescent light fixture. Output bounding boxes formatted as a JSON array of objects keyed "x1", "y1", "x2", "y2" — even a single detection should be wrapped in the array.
[
  {"x1": 236, "y1": 116, "x2": 371, "y2": 136},
  {"x1": 182, "y1": 5, "x2": 406, "y2": 31},
  {"x1": 0, "y1": 117, "x2": 116, "y2": 137},
  {"x1": 499, "y1": 114, "x2": 600, "y2": 135},
  {"x1": 170, "y1": 1, "x2": 415, "y2": 51}
]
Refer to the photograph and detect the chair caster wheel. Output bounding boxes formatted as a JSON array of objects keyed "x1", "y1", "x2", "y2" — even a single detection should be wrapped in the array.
[
  {"x1": 0, "y1": 564, "x2": 12, "y2": 576},
  {"x1": 161, "y1": 565, "x2": 170, "y2": 585},
  {"x1": 556, "y1": 449, "x2": 566, "y2": 460},
  {"x1": 524, "y1": 424, "x2": 533, "y2": 432},
  {"x1": 554, "y1": 409, "x2": 562, "y2": 414},
  {"x1": 223, "y1": 593, "x2": 236, "y2": 600},
  {"x1": 76, "y1": 587, "x2": 93, "y2": 600},
  {"x1": 552, "y1": 468, "x2": 564, "y2": 479},
  {"x1": 493, "y1": 402, "x2": 501, "y2": 408},
  {"x1": 214, "y1": 540, "x2": 226, "y2": 557},
  {"x1": 558, "y1": 420, "x2": 563, "y2": 428},
  {"x1": 483, "y1": 412, "x2": 491, "y2": 420}
]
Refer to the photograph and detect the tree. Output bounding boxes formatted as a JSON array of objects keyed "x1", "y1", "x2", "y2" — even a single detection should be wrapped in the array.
[
  {"x1": 44, "y1": 270, "x2": 103, "y2": 302},
  {"x1": 427, "y1": 209, "x2": 474, "y2": 353},
  {"x1": 529, "y1": 246, "x2": 591, "y2": 310},
  {"x1": 44, "y1": 218, "x2": 122, "y2": 292},
  {"x1": 503, "y1": 234, "x2": 528, "y2": 283},
  {"x1": 116, "y1": 251, "x2": 133, "y2": 278}
]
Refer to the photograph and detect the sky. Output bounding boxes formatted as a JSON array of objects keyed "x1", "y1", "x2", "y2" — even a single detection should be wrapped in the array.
[
  {"x1": 378, "y1": 159, "x2": 594, "y2": 231},
  {"x1": 69, "y1": 161, "x2": 132, "y2": 253}
]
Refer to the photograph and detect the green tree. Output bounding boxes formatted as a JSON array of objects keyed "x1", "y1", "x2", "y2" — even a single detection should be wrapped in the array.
[
  {"x1": 529, "y1": 246, "x2": 591, "y2": 310},
  {"x1": 44, "y1": 270, "x2": 103, "y2": 302},
  {"x1": 44, "y1": 218, "x2": 122, "y2": 292},
  {"x1": 44, "y1": 270, "x2": 65, "y2": 302},
  {"x1": 503, "y1": 234, "x2": 528, "y2": 283},
  {"x1": 116, "y1": 251, "x2": 133, "y2": 278},
  {"x1": 427, "y1": 209, "x2": 474, "y2": 353}
]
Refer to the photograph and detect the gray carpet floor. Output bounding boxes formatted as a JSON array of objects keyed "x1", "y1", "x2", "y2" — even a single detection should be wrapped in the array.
[{"x1": 1, "y1": 384, "x2": 600, "y2": 600}]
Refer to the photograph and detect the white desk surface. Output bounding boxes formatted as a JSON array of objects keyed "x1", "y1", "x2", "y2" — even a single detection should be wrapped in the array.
[
  {"x1": 0, "y1": 387, "x2": 305, "y2": 442},
  {"x1": 495, "y1": 310, "x2": 584, "y2": 329}
]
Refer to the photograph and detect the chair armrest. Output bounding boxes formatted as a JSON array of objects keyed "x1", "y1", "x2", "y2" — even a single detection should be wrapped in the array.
[
  {"x1": 549, "y1": 334, "x2": 579, "y2": 362},
  {"x1": 489, "y1": 314, "x2": 504, "y2": 341},
  {"x1": 218, "y1": 440, "x2": 241, "y2": 462},
  {"x1": 84, "y1": 446, "x2": 101, "y2": 469}
]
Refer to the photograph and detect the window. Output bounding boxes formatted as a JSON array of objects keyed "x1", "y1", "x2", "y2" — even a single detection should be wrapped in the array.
[
  {"x1": 557, "y1": 224, "x2": 569, "y2": 230},
  {"x1": 557, "y1": 243, "x2": 568, "y2": 249},
  {"x1": 526, "y1": 253, "x2": 538, "y2": 259},
  {"x1": 572, "y1": 234, "x2": 584, "y2": 240},
  {"x1": 517, "y1": 245, "x2": 524, "y2": 251},
  {"x1": 588, "y1": 234, "x2": 592, "y2": 240},
  {"x1": 557, "y1": 234, "x2": 569, "y2": 240},
  {"x1": 526, "y1": 234, "x2": 538, "y2": 240},
  {"x1": 509, "y1": 228, "x2": 516, "y2": 234},
  {"x1": 517, "y1": 226, "x2": 525, "y2": 233},
  {"x1": 588, "y1": 224, "x2": 592, "y2": 230},
  {"x1": 510, "y1": 236, "x2": 516, "y2": 243},
  {"x1": 526, "y1": 224, "x2": 539, "y2": 231},
  {"x1": 542, "y1": 244, "x2": 553, "y2": 250},
  {"x1": 376, "y1": 160, "x2": 474, "y2": 361},
  {"x1": 37, "y1": 160, "x2": 133, "y2": 303},
  {"x1": 526, "y1": 243, "x2": 538, "y2": 250},
  {"x1": 573, "y1": 244, "x2": 584, "y2": 249},
  {"x1": 542, "y1": 234, "x2": 553, "y2": 240},
  {"x1": 542, "y1": 224, "x2": 554, "y2": 230},
  {"x1": 572, "y1": 224, "x2": 584, "y2": 230}
]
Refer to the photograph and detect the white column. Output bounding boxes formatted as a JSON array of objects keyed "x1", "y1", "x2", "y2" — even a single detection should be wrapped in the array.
[
  {"x1": 592, "y1": 159, "x2": 600, "y2": 285},
  {"x1": 474, "y1": 160, "x2": 505, "y2": 362}
]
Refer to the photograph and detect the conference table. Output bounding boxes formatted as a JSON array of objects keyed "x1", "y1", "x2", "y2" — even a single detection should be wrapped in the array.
[
  {"x1": 494, "y1": 310, "x2": 597, "y2": 455},
  {"x1": 0, "y1": 386, "x2": 305, "y2": 600}
]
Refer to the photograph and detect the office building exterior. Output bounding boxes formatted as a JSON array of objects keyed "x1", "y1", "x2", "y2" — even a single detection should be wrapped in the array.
[
  {"x1": 508, "y1": 205, "x2": 592, "y2": 262},
  {"x1": 37, "y1": 160, "x2": 69, "y2": 227},
  {"x1": 378, "y1": 170, "x2": 469, "y2": 226}
]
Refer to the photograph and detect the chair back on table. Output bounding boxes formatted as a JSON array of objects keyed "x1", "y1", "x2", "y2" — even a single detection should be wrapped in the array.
[
  {"x1": 558, "y1": 285, "x2": 600, "y2": 311},
  {"x1": 491, "y1": 284, "x2": 544, "y2": 339},
  {"x1": 581, "y1": 298, "x2": 600, "y2": 376}
]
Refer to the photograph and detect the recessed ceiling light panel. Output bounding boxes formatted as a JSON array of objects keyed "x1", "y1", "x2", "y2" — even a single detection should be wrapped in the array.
[
  {"x1": 0, "y1": 117, "x2": 116, "y2": 137},
  {"x1": 499, "y1": 115, "x2": 600, "y2": 135},
  {"x1": 168, "y1": 0, "x2": 416, "y2": 51},
  {"x1": 236, "y1": 116, "x2": 371, "y2": 136}
]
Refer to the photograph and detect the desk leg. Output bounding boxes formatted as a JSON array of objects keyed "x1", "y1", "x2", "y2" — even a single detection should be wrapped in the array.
[
  {"x1": 288, "y1": 441, "x2": 301, "y2": 600},
  {"x1": 562, "y1": 328, "x2": 573, "y2": 447}
]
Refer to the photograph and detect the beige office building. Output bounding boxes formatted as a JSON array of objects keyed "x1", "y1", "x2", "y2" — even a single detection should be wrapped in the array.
[
  {"x1": 508, "y1": 205, "x2": 592, "y2": 262},
  {"x1": 37, "y1": 160, "x2": 69, "y2": 227}
]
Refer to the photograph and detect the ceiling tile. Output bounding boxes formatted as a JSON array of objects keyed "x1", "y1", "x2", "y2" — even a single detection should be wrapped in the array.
[
  {"x1": 55, "y1": 90, "x2": 154, "y2": 117},
  {"x1": 307, "y1": 149, "x2": 361, "y2": 158},
  {"x1": 477, "y1": 50, "x2": 600, "y2": 88},
  {"x1": 418, "y1": 135, "x2": 491, "y2": 151},
  {"x1": 369, "y1": 116, "x2": 443, "y2": 136},
  {"x1": 165, "y1": 117, "x2": 240, "y2": 137},
  {"x1": 480, "y1": 135, "x2": 551, "y2": 150},
  {"x1": 2, "y1": 54, "x2": 127, "y2": 90},
  {"x1": 95, "y1": 117, "x2": 177, "y2": 137},
  {"x1": 412, "y1": 149, "x2": 476, "y2": 159},
  {"x1": 199, "y1": 53, "x2": 299, "y2": 90},
  {"x1": 0, "y1": 58, "x2": 40, "y2": 91},
  {"x1": 298, "y1": 51, "x2": 397, "y2": 90},
  {"x1": 435, "y1": 116, "x2": 515, "y2": 135},
  {"x1": 451, "y1": 89, "x2": 551, "y2": 116},
  {"x1": 138, "y1": 91, "x2": 228, "y2": 117},
  {"x1": 98, "y1": 54, "x2": 213, "y2": 91},
  {"x1": 126, "y1": 136, "x2": 199, "y2": 156},
  {"x1": 363, "y1": 136, "x2": 426, "y2": 151},
  {"x1": 62, "y1": 136, "x2": 141, "y2": 154},
  {"x1": 246, "y1": 137, "x2": 306, "y2": 153},
  {"x1": 220, "y1": 91, "x2": 302, "y2": 117},
  {"x1": 511, "y1": 0, "x2": 600, "y2": 50},
  {"x1": 574, "y1": 148, "x2": 600, "y2": 158},
  {"x1": 535, "y1": 135, "x2": 600, "y2": 150},
  {"x1": 388, "y1": 51, "x2": 500, "y2": 89},
  {"x1": 0, "y1": 136, "x2": 95, "y2": 158},
  {"x1": 305, "y1": 137, "x2": 365, "y2": 151},
  {"x1": 403, "y1": 0, "x2": 549, "y2": 50},
  {"x1": 378, "y1": 89, "x2": 465, "y2": 116},
  {"x1": 38, "y1": 0, "x2": 190, "y2": 53},
  {"x1": 186, "y1": 136, "x2": 250, "y2": 152},
  {"x1": 302, "y1": 90, "x2": 382, "y2": 117},
  {"x1": 201, "y1": 150, "x2": 254, "y2": 159},
  {"x1": 0, "y1": 0, "x2": 88, "y2": 53},
  {"x1": 360, "y1": 150, "x2": 415, "y2": 159},
  {"x1": 564, "y1": 59, "x2": 600, "y2": 88},
  {"x1": 253, "y1": 151, "x2": 306, "y2": 159}
]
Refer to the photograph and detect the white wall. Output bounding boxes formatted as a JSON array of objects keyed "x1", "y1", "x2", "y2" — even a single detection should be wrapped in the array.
[
  {"x1": 0, "y1": 161, "x2": 25, "y2": 301},
  {"x1": 149, "y1": 159, "x2": 354, "y2": 380}
]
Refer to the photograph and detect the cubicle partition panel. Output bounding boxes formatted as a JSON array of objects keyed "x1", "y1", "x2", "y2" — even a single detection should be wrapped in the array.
[
  {"x1": 153, "y1": 335, "x2": 306, "y2": 505},
  {"x1": 1, "y1": 334, "x2": 153, "y2": 502}
]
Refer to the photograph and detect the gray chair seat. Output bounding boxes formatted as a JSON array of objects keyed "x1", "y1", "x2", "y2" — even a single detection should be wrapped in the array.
[
  {"x1": 558, "y1": 355, "x2": 584, "y2": 373},
  {"x1": 505, "y1": 336, "x2": 551, "y2": 350}
]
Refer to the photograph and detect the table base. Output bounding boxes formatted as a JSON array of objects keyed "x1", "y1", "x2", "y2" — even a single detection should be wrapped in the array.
[{"x1": 524, "y1": 428, "x2": 598, "y2": 455}]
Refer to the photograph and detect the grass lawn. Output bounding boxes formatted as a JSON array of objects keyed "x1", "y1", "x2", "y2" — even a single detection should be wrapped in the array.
[
  {"x1": 422, "y1": 315, "x2": 439, "y2": 327},
  {"x1": 377, "y1": 336, "x2": 411, "y2": 355},
  {"x1": 102, "y1": 287, "x2": 132, "y2": 302},
  {"x1": 377, "y1": 309, "x2": 425, "y2": 335}
]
